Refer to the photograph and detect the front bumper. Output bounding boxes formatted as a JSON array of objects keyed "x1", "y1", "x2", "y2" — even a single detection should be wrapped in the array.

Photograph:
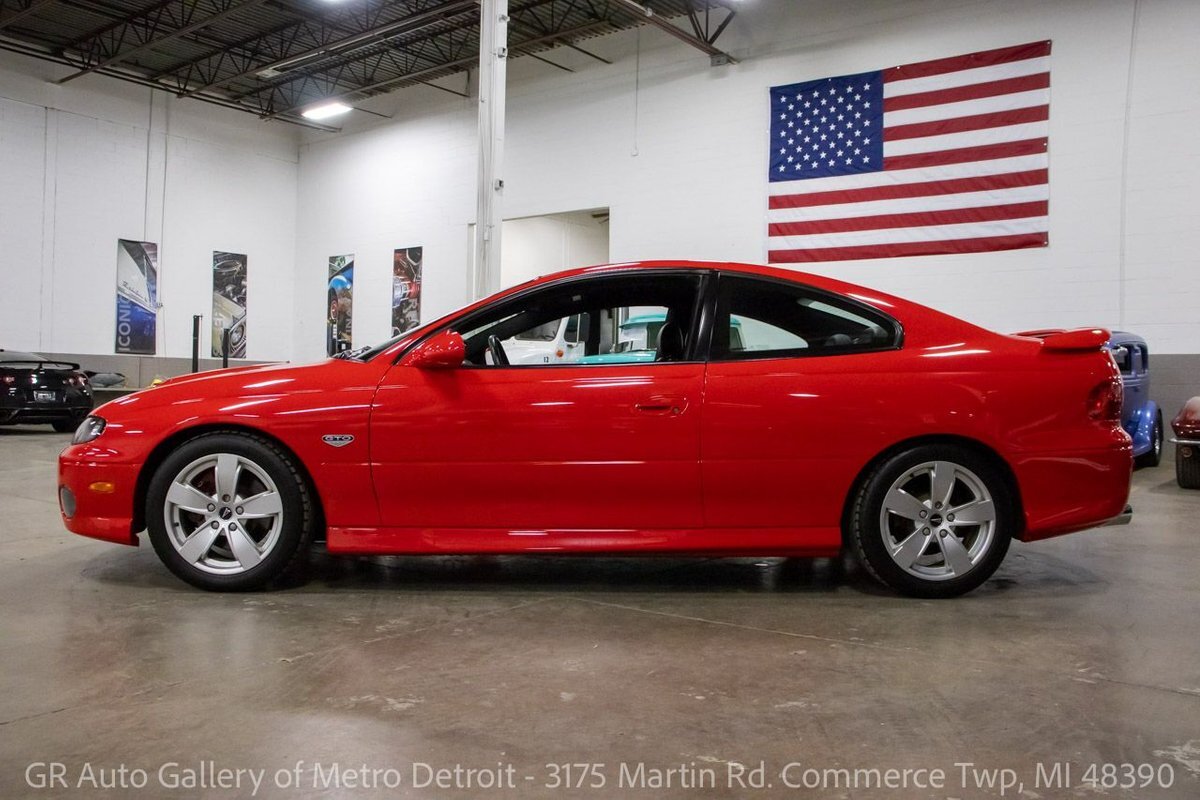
[{"x1": 58, "y1": 452, "x2": 140, "y2": 546}]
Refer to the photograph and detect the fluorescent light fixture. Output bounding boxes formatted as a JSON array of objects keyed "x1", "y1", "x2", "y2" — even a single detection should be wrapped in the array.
[{"x1": 302, "y1": 101, "x2": 352, "y2": 121}]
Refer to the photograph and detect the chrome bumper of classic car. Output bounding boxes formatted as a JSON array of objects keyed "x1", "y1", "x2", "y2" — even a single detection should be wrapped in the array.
[
  {"x1": 1100, "y1": 504, "x2": 1134, "y2": 527},
  {"x1": 1170, "y1": 438, "x2": 1200, "y2": 447}
]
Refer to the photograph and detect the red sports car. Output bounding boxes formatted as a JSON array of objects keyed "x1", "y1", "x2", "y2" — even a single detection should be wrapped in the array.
[{"x1": 58, "y1": 262, "x2": 1132, "y2": 597}]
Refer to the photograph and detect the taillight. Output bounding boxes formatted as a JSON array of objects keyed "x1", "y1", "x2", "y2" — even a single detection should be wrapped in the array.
[{"x1": 1087, "y1": 378, "x2": 1123, "y2": 421}]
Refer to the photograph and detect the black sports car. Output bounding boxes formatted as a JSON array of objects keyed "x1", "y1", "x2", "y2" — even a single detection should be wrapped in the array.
[{"x1": 0, "y1": 349, "x2": 94, "y2": 432}]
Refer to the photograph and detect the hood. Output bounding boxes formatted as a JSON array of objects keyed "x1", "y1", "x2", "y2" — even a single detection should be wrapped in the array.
[{"x1": 93, "y1": 359, "x2": 384, "y2": 419}]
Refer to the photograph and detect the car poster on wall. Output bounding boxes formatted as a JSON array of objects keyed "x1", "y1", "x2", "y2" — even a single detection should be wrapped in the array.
[
  {"x1": 392, "y1": 246, "x2": 422, "y2": 336},
  {"x1": 327, "y1": 254, "x2": 354, "y2": 355},
  {"x1": 211, "y1": 251, "x2": 247, "y2": 358},
  {"x1": 114, "y1": 239, "x2": 159, "y2": 355}
]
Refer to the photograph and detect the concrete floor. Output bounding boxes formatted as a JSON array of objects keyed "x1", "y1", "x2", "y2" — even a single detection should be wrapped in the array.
[{"x1": 2, "y1": 428, "x2": 1198, "y2": 799}]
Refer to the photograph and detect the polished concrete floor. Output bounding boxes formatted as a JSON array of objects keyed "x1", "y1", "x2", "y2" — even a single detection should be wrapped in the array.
[{"x1": 2, "y1": 428, "x2": 1199, "y2": 799}]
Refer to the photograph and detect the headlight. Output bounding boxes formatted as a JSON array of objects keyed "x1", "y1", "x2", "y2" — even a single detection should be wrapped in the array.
[{"x1": 72, "y1": 416, "x2": 106, "y2": 444}]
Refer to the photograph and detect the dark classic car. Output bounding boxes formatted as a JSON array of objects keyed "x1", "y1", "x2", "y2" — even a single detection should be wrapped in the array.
[
  {"x1": 1172, "y1": 398, "x2": 1200, "y2": 489},
  {"x1": 1108, "y1": 332, "x2": 1163, "y2": 468},
  {"x1": 1, "y1": 349, "x2": 94, "y2": 432}
]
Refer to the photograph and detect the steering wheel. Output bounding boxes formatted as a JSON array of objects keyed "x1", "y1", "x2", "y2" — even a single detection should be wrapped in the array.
[{"x1": 487, "y1": 335, "x2": 510, "y2": 366}]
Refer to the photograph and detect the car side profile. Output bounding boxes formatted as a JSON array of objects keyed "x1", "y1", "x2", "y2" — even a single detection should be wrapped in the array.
[{"x1": 58, "y1": 262, "x2": 1133, "y2": 597}]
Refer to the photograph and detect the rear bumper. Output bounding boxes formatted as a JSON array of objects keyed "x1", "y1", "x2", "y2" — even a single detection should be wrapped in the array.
[
  {"x1": 58, "y1": 454, "x2": 140, "y2": 546},
  {"x1": 1015, "y1": 440, "x2": 1133, "y2": 542},
  {"x1": 0, "y1": 402, "x2": 91, "y2": 425}
]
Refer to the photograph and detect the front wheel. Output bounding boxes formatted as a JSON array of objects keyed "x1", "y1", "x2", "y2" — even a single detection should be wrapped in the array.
[
  {"x1": 849, "y1": 445, "x2": 1013, "y2": 598},
  {"x1": 145, "y1": 432, "x2": 314, "y2": 590}
]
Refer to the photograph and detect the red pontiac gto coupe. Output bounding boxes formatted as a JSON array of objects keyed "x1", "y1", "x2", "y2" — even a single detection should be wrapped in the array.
[{"x1": 58, "y1": 262, "x2": 1132, "y2": 597}]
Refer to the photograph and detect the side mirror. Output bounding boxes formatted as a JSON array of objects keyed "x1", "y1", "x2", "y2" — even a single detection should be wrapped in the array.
[{"x1": 403, "y1": 330, "x2": 465, "y2": 369}]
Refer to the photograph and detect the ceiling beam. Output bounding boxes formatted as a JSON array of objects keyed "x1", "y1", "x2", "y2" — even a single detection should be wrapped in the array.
[
  {"x1": 609, "y1": 0, "x2": 736, "y2": 65},
  {"x1": 0, "y1": 0, "x2": 58, "y2": 33},
  {"x1": 174, "y1": 0, "x2": 477, "y2": 99},
  {"x1": 261, "y1": 18, "x2": 614, "y2": 121},
  {"x1": 57, "y1": 0, "x2": 271, "y2": 84}
]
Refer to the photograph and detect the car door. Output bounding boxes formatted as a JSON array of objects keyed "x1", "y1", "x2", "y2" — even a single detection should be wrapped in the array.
[{"x1": 369, "y1": 270, "x2": 707, "y2": 535}]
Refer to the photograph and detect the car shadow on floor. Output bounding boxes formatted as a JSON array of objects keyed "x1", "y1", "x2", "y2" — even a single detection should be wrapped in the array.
[{"x1": 78, "y1": 544, "x2": 1107, "y2": 599}]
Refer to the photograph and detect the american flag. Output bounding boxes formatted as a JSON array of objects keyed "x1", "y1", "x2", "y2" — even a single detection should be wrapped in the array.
[{"x1": 767, "y1": 41, "x2": 1050, "y2": 263}]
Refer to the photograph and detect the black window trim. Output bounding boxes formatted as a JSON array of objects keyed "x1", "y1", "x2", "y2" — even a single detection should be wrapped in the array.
[
  {"x1": 703, "y1": 271, "x2": 904, "y2": 363},
  {"x1": 394, "y1": 268, "x2": 715, "y2": 369}
]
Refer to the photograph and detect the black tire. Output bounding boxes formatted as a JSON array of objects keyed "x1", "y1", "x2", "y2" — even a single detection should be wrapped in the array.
[
  {"x1": 1135, "y1": 410, "x2": 1163, "y2": 469},
  {"x1": 849, "y1": 444, "x2": 1014, "y2": 598},
  {"x1": 52, "y1": 418, "x2": 79, "y2": 433},
  {"x1": 1178, "y1": 444, "x2": 1200, "y2": 490},
  {"x1": 145, "y1": 432, "x2": 315, "y2": 591}
]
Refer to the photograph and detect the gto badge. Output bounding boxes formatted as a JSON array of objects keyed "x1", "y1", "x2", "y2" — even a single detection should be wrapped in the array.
[{"x1": 321, "y1": 434, "x2": 355, "y2": 448}]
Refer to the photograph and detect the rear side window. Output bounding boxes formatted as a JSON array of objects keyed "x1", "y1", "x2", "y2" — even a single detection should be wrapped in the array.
[{"x1": 711, "y1": 274, "x2": 900, "y2": 361}]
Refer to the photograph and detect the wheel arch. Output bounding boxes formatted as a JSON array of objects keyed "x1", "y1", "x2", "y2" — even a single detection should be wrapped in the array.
[
  {"x1": 839, "y1": 434, "x2": 1025, "y2": 545},
  {"x1": 132, "y1": 423, "x2": 326, "y2": 537}
]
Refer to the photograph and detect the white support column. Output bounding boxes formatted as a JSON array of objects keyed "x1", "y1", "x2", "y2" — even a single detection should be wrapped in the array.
[{"x1": 473, "y1": 0, "x2": 508, "y2": 299}]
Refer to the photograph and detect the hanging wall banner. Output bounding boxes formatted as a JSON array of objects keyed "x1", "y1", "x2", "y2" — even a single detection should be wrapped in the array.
[
  {"x1": 114, "y1": 239, "x2": 159, "y2": 355},
  {"x1": 211, "y1": 251, "x2": 248, "y2": 358},
  {"x1": 327, "y1": 254, "x2": 354, "y2": 356},
  {"x1": 392, "y1": 246, "x2": 423, "y2": 336}
]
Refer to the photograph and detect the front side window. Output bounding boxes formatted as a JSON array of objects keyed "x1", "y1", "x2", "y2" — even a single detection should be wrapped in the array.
[
  {"x1": 711, "y1": 274, "x2": 899, "y2": 361},
  {"x1": 458, "y1": 273, "x2": 703, "y2": 367}
]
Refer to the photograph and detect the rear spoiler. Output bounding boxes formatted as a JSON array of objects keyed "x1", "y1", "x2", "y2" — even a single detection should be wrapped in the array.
[
  {"x1": 1012, "y1": 328, "x2": 1111, "y2": 352},
  {"x1": 0, "y1": 359, "x2": 81, "y2": 370}
]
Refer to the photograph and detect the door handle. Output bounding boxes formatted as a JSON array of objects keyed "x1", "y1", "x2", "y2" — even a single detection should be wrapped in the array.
[{"x1": 635, "y1": 396, "x2": 686, "y2": 416}]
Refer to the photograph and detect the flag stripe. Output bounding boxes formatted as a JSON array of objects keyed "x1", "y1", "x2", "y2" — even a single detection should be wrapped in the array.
[
  {"x1": 769, "y1": 154, "x2": 1047, "y2": 198},
  {"x1": 769, "y1": 167, "x2": 1047, "y2": 209},
  {"x1": 883, "y1": 121, "x2": 1048, "y2": 157},
  {"x1": 884, "y1": 56, "x2": 1049, "y2": 98},
  {"x1": 769, "y1": 183, "x2": 1048, "y2": 224},
  {"x1": 882, "y1": 137, "x2": 1047, "y2": 170},
  {"x1": 883, "y1": 41, "x2": 1051, "y2": 83},
  {"x1": 769, "y1": 232, "x2": 1048, "y2": 263},
  {"x1": 769, "y1": 217, "x2": 1047, "y2": 249},
  {"x1": 885, "y1": 88, "x2": 1048, "y2": 127},
  {"x1": 769, "y1": 200, "x2": 1047, "y2": 236},
  {"x1": 883, "y1": 72, "x2": 1049, "y2": 113},
  {"x1": 883, "y1": 105, "x2": 1048, "y2": 141}
]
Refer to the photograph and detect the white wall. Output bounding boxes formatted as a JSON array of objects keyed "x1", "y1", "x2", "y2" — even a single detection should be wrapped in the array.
[
  {"x1": 296, "y1": 0, "x2": 1200, "y2": 358},
  {"x1": 498, "y1": 210, "x2": 610, "y2": 288},
  {"x1": 0, "y1": 51, "x2": 300, "y2": 362}
]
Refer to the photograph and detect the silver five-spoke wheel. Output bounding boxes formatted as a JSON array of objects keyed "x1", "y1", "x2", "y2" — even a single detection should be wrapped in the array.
[
  {"x1": 880, "y1": 460, "x2": 996, "y2": 581},
  {"x1": 163, "y1": 452, "x2": 285, "y2": 575},
  {"x1": 850, "y1": 445, "x2": 1012, "y2": 597},
  {"x1": 147, "y1": 432, "x2": 313, "y2": 590}
]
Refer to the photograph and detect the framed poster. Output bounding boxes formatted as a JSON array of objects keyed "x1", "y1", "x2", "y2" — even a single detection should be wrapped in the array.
[
  {"x1": 327, "y1": 254, "x2": 354, "y2": 355},
  {"x1": 114, "y1": 239, "x2": 158, "y2": 355},
  {"x1": 392, "y1": 246, "x2": 423, "y2": 336},
  {"x1": 211, "y1": 252, "x2": 248, "y2": 358}
]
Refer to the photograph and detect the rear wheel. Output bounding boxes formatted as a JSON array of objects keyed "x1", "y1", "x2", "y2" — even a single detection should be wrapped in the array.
[
  {"x1": 849, "y1": 445, "x2": 1013, "y2": 598},
  {"x1": 145, "y1": 432, "x2": 314, "y2": 590},
  {"x1": 1178, "y1": 444, "x2": 1200, "y2": 490},
  {"x1": 1135, "y1": 410, "x2": 1163, "y2": 468}
]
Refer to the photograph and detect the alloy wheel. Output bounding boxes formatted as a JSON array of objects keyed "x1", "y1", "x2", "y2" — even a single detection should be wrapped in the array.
[
  {"x1": 879, "y1": 460, "x2": 997, "y2": 581},
  {"x1": 163, "y1": 453, "x2": 284, "y2": 575}
]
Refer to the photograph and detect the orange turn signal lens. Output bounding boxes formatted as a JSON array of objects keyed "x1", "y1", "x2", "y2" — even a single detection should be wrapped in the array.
[{"x1": 88, "y1": 481, "x2": 116, "y2": 494}]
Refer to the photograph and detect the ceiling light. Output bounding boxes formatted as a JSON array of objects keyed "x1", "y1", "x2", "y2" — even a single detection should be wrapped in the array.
[{"x1": 302, "y1": 101, "x2": 352, "y2": 120}]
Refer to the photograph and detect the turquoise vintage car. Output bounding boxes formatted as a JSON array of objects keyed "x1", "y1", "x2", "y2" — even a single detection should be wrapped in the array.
[{"x1": 577, "y1": 314, "x2": 745, "y2": 364}]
